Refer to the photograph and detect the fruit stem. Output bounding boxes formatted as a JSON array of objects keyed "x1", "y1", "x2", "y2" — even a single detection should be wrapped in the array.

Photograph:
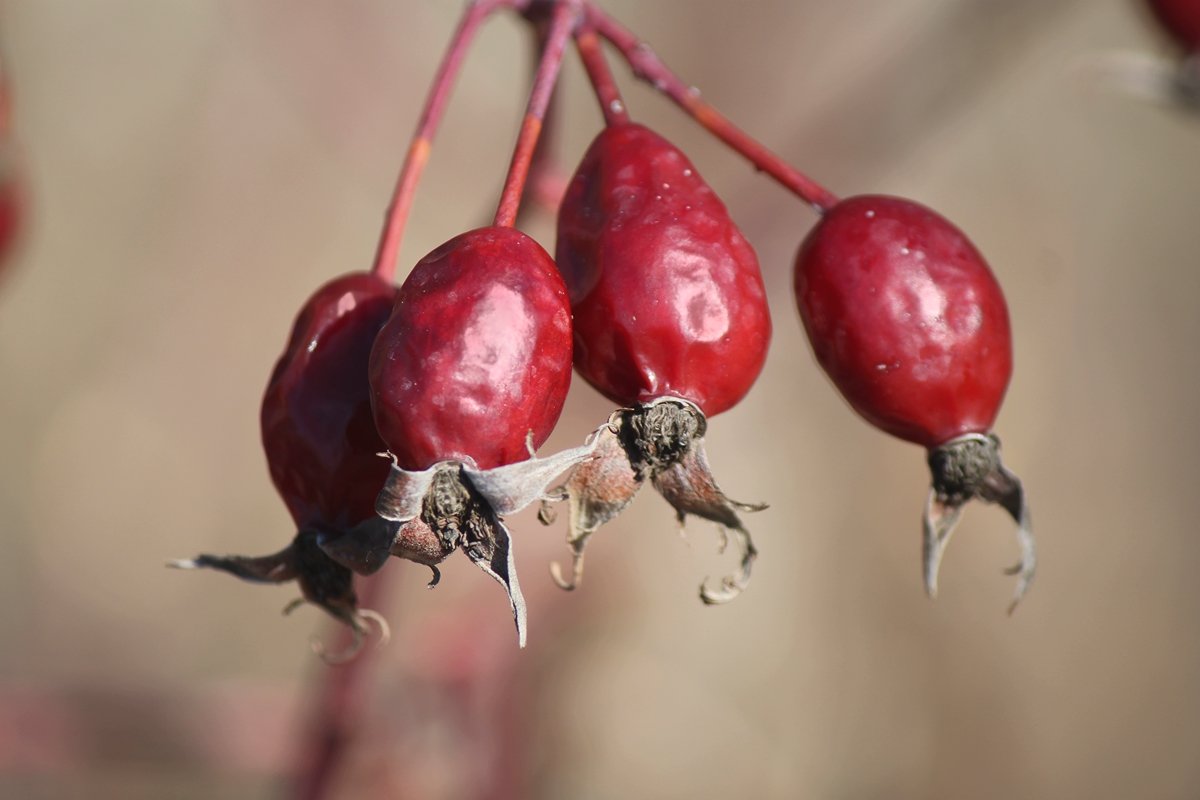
[
  {"x1": 583, "y1": 3, "x2": 839, "y2": 213},
  {"x1": 493, "y1": 0, "x2": 581, "y2": 228},
  {"x1": 370, "y1": 0, "x2": 522, "y2": 282},
  {"x1": 516, "y1": 17, "x2": 570, "y2": 223},
  {"x1": 575, "y1": 26, "x2": 630, "y2": 126},
  {"x1": 288, "y1": 575, "x2": 391, "y2": 800}
]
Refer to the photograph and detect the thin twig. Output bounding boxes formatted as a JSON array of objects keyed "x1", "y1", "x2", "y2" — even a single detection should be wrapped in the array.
[
  {"x1": 493, "y1": 0, "x2": 582, "y2": 228},
  {"x1": 582, "y1": 4, "x2": 839, "y2": 213},
  {"x1": 370, "y1": 0, "x2": 527, "y2": 282}
]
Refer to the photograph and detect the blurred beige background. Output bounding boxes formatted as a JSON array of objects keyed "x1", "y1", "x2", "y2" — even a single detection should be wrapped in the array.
[{"x1": 1, "y1": 1, "x2": 1198, "y2": 798}]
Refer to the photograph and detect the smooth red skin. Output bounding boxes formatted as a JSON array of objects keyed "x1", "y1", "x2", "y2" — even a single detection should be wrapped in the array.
[
  {"x1": 555, "y1": 123, "x2": 770, "y2": 417},
  {"x1": 369, "y1": 226, "x2": 573, "y2": 471},
  {"x1": 794, "y1": 195, "x2": 1012, "y2": 448},
  {"x1": 261, "y1": 272, "x2": 397, "y2": 529},
  {"x1": 1147, "y1": 0, "x2": 1200, "y2": 50},
  {"x1": 0, "y1": 175, "x2": 20, "y2": 273}
]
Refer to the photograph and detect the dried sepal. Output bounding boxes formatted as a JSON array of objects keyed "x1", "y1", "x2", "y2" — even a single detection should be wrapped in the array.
[
  {"x1": 170, "y1": 529, "x2": 390, "y2": 654},
  {"x1": 652, "y1": 438, "x2": 765, "y2": 605},
  {"x1": 463, "y1": 436, "x2": 603, "y2": 515},
  {"x1": 923, "y1": 433, "x2": 1035, "y2": 613},
  {"x1": 544, "y1": 422, "x2": 641, "y2": 590},
  {"x1": 322, "y1": 440, "x2": 602, "y2": 648},
  {"x1": 542, "y1": 399, "x2": 765, "y2": 601}
]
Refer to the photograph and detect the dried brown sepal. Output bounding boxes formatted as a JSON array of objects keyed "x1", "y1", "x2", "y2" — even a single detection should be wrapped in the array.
[
  {"x1": 543, "y1": 398, "x2": 765, "y2": 602},
  {"x1": 169, "y1": 529, "x2": 389, "y2": 659},
  {"x1": 923, "y1": 432, "x2": 1035, "y2": 614},
  {"x1": 652, "y1": 437, "x2": 765, "y2": 605},
  {"x1": 544, "y1": 422, "x2": 641, "y2": 590}
]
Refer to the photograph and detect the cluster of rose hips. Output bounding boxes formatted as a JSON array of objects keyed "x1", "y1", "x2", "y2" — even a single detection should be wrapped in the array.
[{"x1": 174, "y1": 0, "x2": 1034, "y2": 658}]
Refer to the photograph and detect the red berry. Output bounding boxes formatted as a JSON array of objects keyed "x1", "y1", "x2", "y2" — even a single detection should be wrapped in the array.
[
  {"x1": 1146, "y1": 0, "x2": 1200, "y2": 50},
  {"x1": 369, "y1": 226, "x2": 573, "y2": 470},
  {"x1": 545, "y1": 123, "x2": 769, "y2": 604},
  {"x1": 794, "y1": 195, "x2": 1033, "y2": 611},
  {"x1": 556, "y1": 122, "x2": 770, "y2": 417},
  {"x1": 173, "y1": 272, "x2": 398, "y2": 657},
  {"x1": 262, "y1": 272, "x2": 397, "y2": 528},
  {"x1": 795, "y1": 195, "x2": 1011, "y2": 448}
]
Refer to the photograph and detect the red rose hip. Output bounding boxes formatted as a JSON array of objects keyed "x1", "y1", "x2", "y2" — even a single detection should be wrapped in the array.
[
  {"x1": 557, "y1": 122, "x2": 770, "y2": 416},
  {"x1": 173, "y1": 272, "x2": 398, "y2": 659},
  {"x1": 546, "y1": 123, "x2": 769, "y2": 604},
  {"x1": 794, "y1": 195, "x2": 1034, "y2": 611},
  {"x1": 369, "y1": 226, "x2": 573, "y2": 470},
  {"x1": 358, "y1": 226, "x2": 585, "y2": 647}
]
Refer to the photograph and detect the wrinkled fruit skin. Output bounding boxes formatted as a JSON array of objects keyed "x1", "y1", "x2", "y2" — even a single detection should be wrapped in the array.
[
  {"x1": 1147, "y1": 0, "x2": 1200, "y2": 50},
  {"x1": 262, "y1": 272, "x2": 397, "y2": 529},
  {"x1": 369, "y1": 226, "x2": 573, "y2": 470},
  {"x1": 794, "y1": 195, "x2": 1012, "y2": 448},
  {"x1": 556, "y1": 122, "x2": 770, "y2": 417}
]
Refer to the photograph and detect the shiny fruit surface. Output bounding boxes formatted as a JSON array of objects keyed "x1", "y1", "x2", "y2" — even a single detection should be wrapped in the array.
[
  {"x1": 556, "y1": 123, "x2": 770, "y2": 417},
  {"x1": 794, "y1": 195, "x2": 1012, "y2": 448},
  {"x1": 369, "y1": 226, "x2": 573, "y2": 470}
]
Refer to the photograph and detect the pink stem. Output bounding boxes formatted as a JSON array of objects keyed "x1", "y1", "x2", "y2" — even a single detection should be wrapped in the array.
[
  {"x1": 288, "y1": 576, "x2": 391, "y2": 800},
  {"x1": 575, "y1": 27, "x2": 630, "y2": 126},
  {"x1": 516, "y1": 17, "x2": 569, "y2": 223},
  {"x1": 583, "y1": 3, "x2": 839, "y2": 213},
  {"x1": 370, "y1": 0, "x2": 526, "y2": 282},
  {"x1": 492, "y1": 0, "x2": 581, "y2": 228}
]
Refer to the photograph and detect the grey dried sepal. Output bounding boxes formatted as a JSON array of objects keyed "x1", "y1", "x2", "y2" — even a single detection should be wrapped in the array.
[
  {"x1": 374, "y1": 458, "x2": 437, "y2": 522},
  {"x1": 652, "y1": 438, "x2": 765, "y2": 605},
  {"x1": 461, "y1": 506, "x2": 528, "y2": 648},
  {"x1": 463, "y1": 435, "x2": 604, "y2": 515}
]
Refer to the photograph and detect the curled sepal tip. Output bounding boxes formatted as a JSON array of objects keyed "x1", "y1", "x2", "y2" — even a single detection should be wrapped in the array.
[
  {"x1": 542, "y1": 399, "x2": 765, "y2": 602},
  {"x1": 651, "y1": 438, "x2": 765, "y2": 605},
  {"x1": 923, "y1": 433, "x2": 1035, "y2": 613},
  {"x1": 345, "y1": 441, "x2": 600, "y2": 648},
  {"x1": 283, "y1": 599, "x2": 391, "y2": 665}
]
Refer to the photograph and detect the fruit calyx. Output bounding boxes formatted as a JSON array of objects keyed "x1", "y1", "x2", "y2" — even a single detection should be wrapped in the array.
[
  {"x1": 923, "y1": 432, "x2": 1035, "y2": 614},
  {"x1": 169, "y1": 528, "x2": 390, "y2": 664},
  {"x1": 323, "y1": 439, "x2": 605, "y2": 648},
  {"x1": 543, "y1": 398, "x2": 764, "y2": 604}
]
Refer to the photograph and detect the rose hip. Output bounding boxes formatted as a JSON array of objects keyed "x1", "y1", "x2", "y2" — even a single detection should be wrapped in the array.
[
  {"x1": 547, "y1": 122, "x2": 769, "y2": 603},
  {"x1": 794, "y1": 195, "x2": 1034, "y2": 610},
  {"x1": 173, "y1": 272, "x2": 398, "y2": 659},
  {"x1": 327, "y1": 225, "x2": 589, "y2": 647},
  {"x1": 369, "y1": 226, "x2": 573, "y2": 470}
]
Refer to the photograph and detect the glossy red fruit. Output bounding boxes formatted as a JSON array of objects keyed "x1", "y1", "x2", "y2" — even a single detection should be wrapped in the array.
[
  {"x1": 546, "y1": 123, "x2": 768, "y2": 605},
  {"x1": 262, "y1": 272, "x2": 397, "y2": 528},
  {"x1": 369, "y1": 226, "x2": 573, "y2": 470},
  {"x1": 556, "y1": 122, "x2": 770, "y2": 417},
  {"x1": 174, "y1": 272, "x2": 398, "y2": 656},
  {"x1": 794, "y1": 195, "x2": 1033, "y2": 611},
  {"x1": 794, "y1": 195, "x2": 1011, "y2": 448},
  {"x1": 1146, "y1": 0, "x2": 1200, "y2": 50}
]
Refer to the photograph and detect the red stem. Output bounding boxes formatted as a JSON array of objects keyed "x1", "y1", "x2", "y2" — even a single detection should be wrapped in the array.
[
  {"x1": 492, "y1": 0, "x2": 581, "y2": 228},
  {"x1": 516, "y1": 17, "x2": 569, "y2": 223},
  {"x1": 370, "y1": 0, "x2": 524, "y2": 282},
  {"x1": 583, "y1": 4, "x2": 839, "y2": 213},
  {"x1": 288, "y1": 577, "x2": 391, "y2": 800},
  {"x1": 575, "y1": 27, "x2": 629, "y2": 126}
]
